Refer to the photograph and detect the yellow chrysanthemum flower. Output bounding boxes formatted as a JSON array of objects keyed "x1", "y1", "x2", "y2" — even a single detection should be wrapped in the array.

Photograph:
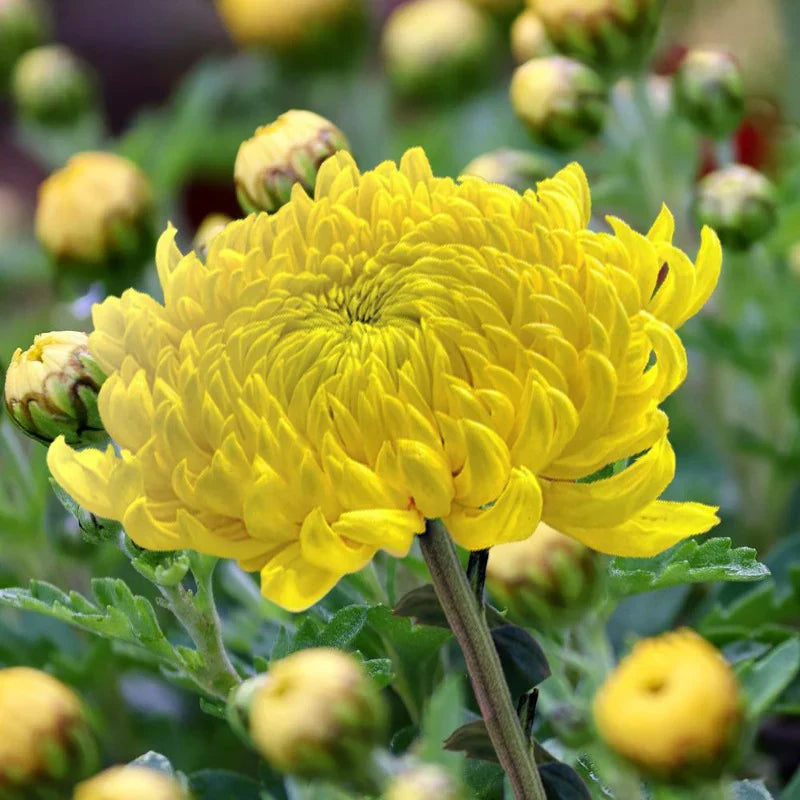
[
  {"x1": 74, "y1": 766, "x2": 186, "y2": 800},
  {"x1": 593, "y1": 629, "x2": 741, "y2": 772},
  {"x1": 48, "y1": 148, "x2": 721, "y2": 611}
]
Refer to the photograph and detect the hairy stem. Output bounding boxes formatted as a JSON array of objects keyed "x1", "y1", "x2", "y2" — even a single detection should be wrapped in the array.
[{"x1": 419, "y1": 519, "x2": 547, "y2": 800}]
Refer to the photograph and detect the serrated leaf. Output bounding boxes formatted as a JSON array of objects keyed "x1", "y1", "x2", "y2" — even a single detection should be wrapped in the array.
[
  {"x1": 316, "y1": 605, "x2": 367, "y2": 649},
  {"x1": 189, "y1": 769, "x2": 265, "y2": 800},
  {"x1": 737, "y1": 637, "x2": 800, "y2": 716},
  {"x1": 540, "y1": 763, "x2": 591, "y2": 800},
  {"x1": 393, "y1": 583, "x2": 506, "y2": 629},
  {"x1": 463, "y1": 760, "x2": 505, "y2": 800},
  {"x1": 443, "y1": 719, "x2": 499, "y2": 763},
  {"x1": 609, "y1": 538, "x2": 769, "y2": 597},
  {"x1": 492, "y1": 625, "x2": 551, "y2": 696},
  {"x1": 361, "y1": 657, "x2": 394, "y2": 688},
  {"x1": 731, "y1": 779, "x2": 775, "y2": 799}
]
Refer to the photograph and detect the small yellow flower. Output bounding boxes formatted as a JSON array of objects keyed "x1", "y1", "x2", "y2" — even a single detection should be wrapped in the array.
[
  {"x1": 593, "y1": 629, "x2": 741, "y2": 773},
  {"x1": 510, "y1": 10, "x2": 552, "y2": 65},
  {"x1": 386, "y1": 764, "x2": 463, "y2": 800},
  {"x1": 5, "y1": 330, "x2": 106, "y2": 446},
  {"x1": 249, "y1": 648, "x2": 386, "y2": 779},
  {"x1": 74, "y1": 766, "x2": 186, "y2": 800},
  {"x1": 235, "y1": 110, "x2": 350, "y2": 214},
  {"x1": 214, "y1": 0, "x2": 362, "y2": 50},
  {"x1": 48, "y1": 147, "x2": 721, "y2": 611},
  {"x1": 382, "y1": 0, "x2": 494, "y2": 99},
  {"x1": 35, "y1": 151, "x2": 153, "y2": 266},
  {"x1": 0, "y1": 667, "x2": 92, "y2": 785}
]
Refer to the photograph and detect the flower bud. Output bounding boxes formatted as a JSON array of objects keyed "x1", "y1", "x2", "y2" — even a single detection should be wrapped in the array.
[
  {"x1": 74, "y1": 766, "x2": 186, "y2": 800},
  {"x1": 35, "y1": 152, "x2": 154, "y2": 270},
  {"x1": 12, "y1": 45, "x2": 95, "y2": 126},
  {"x1": 0, "y1": 0, "x2": 49, "y2": 91},
  {"x1": 510, "y1": 10, "x2": 553, "y2": 65},
  {"x1": 0, "y1": 667, "x2": 96, "y2": 788},
  {"x1": 462, "y1": 148, "x2": 554, "y2": 193},
  {"x1": 382, "y1": 0, "x2": 495, "y2": 101},
  {"x1": 510, "y1": 56, "x2": 608, "y2": 150},
  {"x1": 487, "y1": 522, "x2": 597, "y2": 625},
  {"x1": 4, "y1": 330, "x2": 106, "y2": 446},
  {"x1": 593, "y1": 629, "x2": 741, "y2": 776},
  {"x1": 530, "y1": 0, "x2": 662, "y2": 72},
  {"x1": 247, "y1": 648, "x2": 387, "y2": 781},
  {"x1": 385, "y1": 764, "x2": 464, "y2": 800},
  {"x1": 235, "y1": 110, "x2": 350, "y2": 214},
  {"x1": 214, "y1": 0, "x2": 365, "y2": 67},
  {"x1": 192, "y1": 213, "x2": 232, "y2": 259},
  {"x1": 694, "y1": 164, "x2": 777, "y2": 249},
  {"x1": 674, "y1": 50, "x2": 745, "y2": 140}
]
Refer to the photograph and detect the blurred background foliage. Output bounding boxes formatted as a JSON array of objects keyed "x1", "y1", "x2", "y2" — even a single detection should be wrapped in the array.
[{"x1": 1, "y1": 0, "x2": 800, "y2": 795}]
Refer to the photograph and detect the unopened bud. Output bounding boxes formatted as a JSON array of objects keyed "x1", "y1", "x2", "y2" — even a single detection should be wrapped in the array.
[
  {"x1": 12, "y1": 45, "x2": 95, "y2": 126},
  {"x1": 695, "y1": 164, "x2": 777, "y2": 249},
  {"x1": 0, "y1": 667, "x2": 96, "y2": 788},
  {"x1": 74, "y1": 766, "x2": 186, "y2": 800},
  {"x1": 0, "y1": 0, "x2": 49, "y2": 91},
  {"x1": 247, "y1": 648, "x2": 387, "y2": 781},
  {"x1": 382, "y1": 0, "x2": 495, "y2": 101},
  {"x1": 462, "y1": 148, "x2": 554, "y2": 193},
  {"x1": 510, "y1": 10, "x2": 553, "y2": 64},
  {"x1": 235, "y1": 110, "x2": 350, "y2": 214},
  {"x1": 193, "y1": 213, "x2": 232, "y2": 259},
  {"x1": 593, "y1": 629, "x2": 741, "y2": 776},
  {"x1": 530, "y1": 0, "x2": 662, "y2": 72},
  {"x1": 386, "y1": 764, "x2": 464, "y2": 800},
  {"x1": 5, "y1": 331, "x2": 106, "y2": 446},
  {"x1": 510, "y1": 56, "x2": 607, "y2": 149},
  {"x1": 487, "y1": 522, "x2": 597, "y2": 625},
  {"x1": 674, "y1": 50, "x2": 745, "y2": 140},
  {"x1": 35, "y1": 152, "x2": 154, "y2": 270}
]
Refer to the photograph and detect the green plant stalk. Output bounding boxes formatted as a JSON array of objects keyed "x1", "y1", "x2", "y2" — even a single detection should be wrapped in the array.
[
  {"x1": 419, "y1": 519, "x2": 547, "y2": 800},
  {"x1": 158, "y1": 555, "x2": 241, "y2": 700}
]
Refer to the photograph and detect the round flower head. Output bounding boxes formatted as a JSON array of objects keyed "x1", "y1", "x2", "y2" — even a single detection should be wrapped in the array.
[
  {"x1": 35, "y1": 151, "x2": 153, "y2": 268},
  {"x1": 48, "y1": 147, "x2": 721, "y2": 611},
  {"x1": 510, "y1": 56, "x2": 608, "y2": 150},
  {"x1": 382, "y1": 0, "x2": 495, "y2": 101},
  {"x1": 0, "y1": 667, "x2": 95, "y2": 786},
  {"x1": 235, "y1": 110, "x2": 350, "y2": 214},
  {"x1": 593, "y1": 629, "x2": 741, "y2": 774},
  {"x1": 74, "y1": 766, "x2": 185, "y2": 800},
  {"x1": 510, "y1": 10, "x2": 553, "y2": 65},
  {"x1": 0, "y1": 0, "x2": 49, "y2": 90},
  {"x1": 249, "y1": 648, "x2": 386, "y2": 780},
  {"x1": 5, "y1": 330, "x2": 107, "y2": 446},
  {"x1": 386, "y1": 764, "x2": 464, "y2": 800}
]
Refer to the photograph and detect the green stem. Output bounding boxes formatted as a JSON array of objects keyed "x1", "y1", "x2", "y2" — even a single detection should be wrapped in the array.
[
  {"x1": 158, "y1": 555, "x2": 242, "y2": 700},
  {"x1": 419, "y1": 519, "x2": 547, "y2": 800}
]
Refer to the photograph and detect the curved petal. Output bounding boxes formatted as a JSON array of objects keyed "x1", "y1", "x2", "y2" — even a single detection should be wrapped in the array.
[{"x1": 259, "y1": 543, "x2": 343, "y2": 612}]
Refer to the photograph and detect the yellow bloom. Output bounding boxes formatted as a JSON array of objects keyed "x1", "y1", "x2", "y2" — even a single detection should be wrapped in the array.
[
  {"x1": 48, "y1": 147, "x2": 721, "y2": 611},
  {"x1": 74, "y1": 766, "x2": 185, "y2": 800},
  {"x1": 0, "y1": 667, "x2": 90, "y2": 785},
  {"x1": 35, "y1": 151, "x2": 152, "y2": 266},
  {"x1": 593, "y1": 629, "x2": 741, "y2": 773},
  {"x1": 386, "y1": 764, "x2": 463, "y2": 800},
  {"x1": 510, "y1": 10, "x2": 552, "y2": 65}
]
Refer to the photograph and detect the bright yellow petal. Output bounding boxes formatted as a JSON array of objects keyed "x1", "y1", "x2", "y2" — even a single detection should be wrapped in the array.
[{"x1": 259, "y1": 543, "x2": 342, "y2": 612}]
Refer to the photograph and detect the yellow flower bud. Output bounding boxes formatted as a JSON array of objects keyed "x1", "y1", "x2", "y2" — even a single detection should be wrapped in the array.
[
  {"x1": 695, "y1": 165, "x2": 777, "y2": 250},
  {"x1": 74, "y1": 766, "x2": 186, "y2": 800},
  {"x1": 235, "y1": 110, "x2": 350, "y2": 214},
  {"x1": 382, "y1": 0, "x2": 495, "y2": 101},
  {"x1": 461, "y1": 148, "x2": 554, "y2": 193},
  {"x1": 593, "y1": 629, "x2": 741, "y2": 775},
  {"x1": 510, "y1": 56, "x2": 608, "y2": 149},
  {"x1": 5, "y1": 330, "x2": 106, "y2": 446},
  {"x1": 249, "y1": 648, "x2": 387, "y2": 780},
  {"x1": 213, "y1": 0, "x2": 365, "y2": 64},
  {"x1": 12, "y1": 44, "x2": 95, "y2": 125},
  {"x1": 0, "y1": 667, "x2": 95, "y2": 787},
  {"x1": 385, "y1": 765, "x2": 464, "y2": 800},
  {"x1": 192, "y1": 213, "x2": 232, "y2": 259},
  {"x1": 530, "y1": 0, "x2": 662, "y2": 71},
  {"x1": 35, "y1": 152, "x2": 154, "y2": 269},
  {"x1": 510, "y1": 10, "x2": 553, "y2": 64},
  {"x1": 487, "y1": 522, "x2": 597, "y2": 624},
  {"x1": 0, "y1": 0, "x2": 49, "y2": 90}
]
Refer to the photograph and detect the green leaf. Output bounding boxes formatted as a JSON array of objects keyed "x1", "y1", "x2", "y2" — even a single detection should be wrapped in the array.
[
  {"x1": 539, "y1": 763, "x2": 591, "y2": 800},
  {"x1": 361, "y1": 657, "x2": 395, "y2": 689},
  {"x1": 492, "y1": 625, "x2": 551, "y2": 698},
  {"x1": 316, "y1": 606, "x2": 368, "y2": 649},
  {"x1": 463, "y1": 760, "x2": 505, "y2": 800},
  {"x1": 737, "y1": 637, "x2": 800, "y2": 716},
  {"x1": 189, "y1": 770, "x2": 266, "y2": 800},
  {"x1": 418, "y1": 674, "x2": 465, "y2": 772},
  {"x1": 609, "y1": 538, "x2": 769, "y2": 597},
  {"x1": 393, "y1": 583, "x2": 506, "y2": 629},
  {"x1": 443, "y1": 719, "x2": 499, "y2": 763},
  {"x1": 731, "y1": 779, "x2": 775, "y2": 799}
]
